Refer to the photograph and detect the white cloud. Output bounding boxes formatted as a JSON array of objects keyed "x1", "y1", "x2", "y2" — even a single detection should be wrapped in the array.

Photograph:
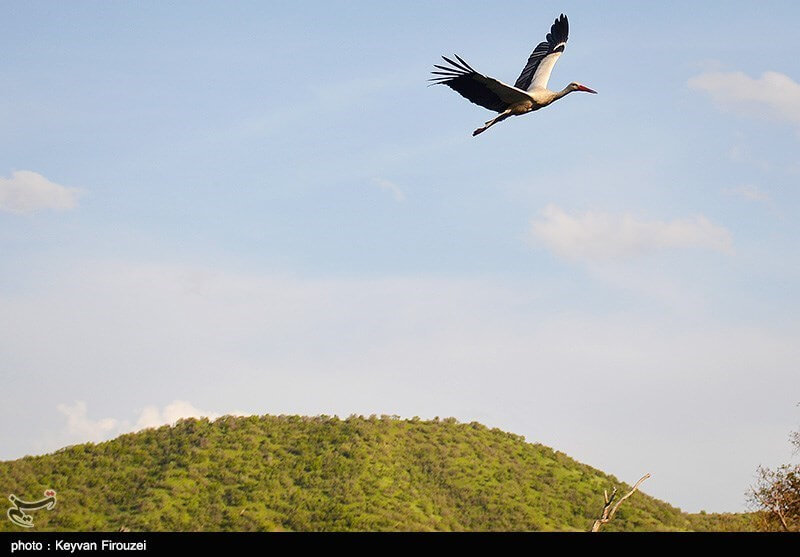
[
  {"x1": 56, "y1": 400, "x2": 223, "y2": 446},
  {"x1": 530, "y1": 204, "x2": 733, "y2": 261},
  {"x1": 0, "y1": 170, "x2": 82, "y2": 214},
  {"x1": 373, "y1": 178, "x2": 405, "y2": 202},
  {"x1": 57, "y1": 401, "x2": 119, "y2": 442},
  {"x1": 726, "y1": 184, "x2": 771, "y2": 203},
  {"x1": 134, "y1": 400, "x2": 220, "y2": 430},
  {"x1": 688, "y1": 70, "x2": 800, "y2": 128}
]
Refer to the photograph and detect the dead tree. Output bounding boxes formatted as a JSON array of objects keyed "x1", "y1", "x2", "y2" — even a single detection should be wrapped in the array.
[{"x1": 591, "y1": 473, "x2": 651, "y2": 532}]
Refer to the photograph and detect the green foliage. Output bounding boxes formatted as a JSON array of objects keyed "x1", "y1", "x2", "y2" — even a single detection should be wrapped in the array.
[{"x1": 0, "y1": 415, "x2": 753, "y2": 531}]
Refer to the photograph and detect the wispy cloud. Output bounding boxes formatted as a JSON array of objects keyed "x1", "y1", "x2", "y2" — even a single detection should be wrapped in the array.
[
  {"x1": 530, "y1": 204, "x2": 733, "y2": 261},
  {"x1": 727, "y1": 141, "x2": 774, "y2": 172},
  {"x1": 725, "y1": 184, "x2": 771, "y2": 203},
  {"x1": 688, "y1": 70, "x2": 800, "y2": 129},
  {"x1": 314, "y1": 74, "x2": 402, "y2": 105},
  {"x1": 0, "y1": 170, "x2": 82, "y2": 214},
  {"x1": 373, "y1": 178, "x2": 406, "y2": 202},
  {"x1": 218, "y1": 71, "x2": 415, "y2": 143}
]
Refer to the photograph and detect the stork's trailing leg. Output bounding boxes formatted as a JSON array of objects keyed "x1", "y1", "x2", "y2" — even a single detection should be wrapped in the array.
[{"x1": 473, "y1": 109, "x2": 512, "y2": 136}]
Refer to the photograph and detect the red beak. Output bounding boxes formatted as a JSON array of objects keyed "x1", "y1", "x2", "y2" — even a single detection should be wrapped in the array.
[{"x1": 577, "y1": 84, "x2": 597, "y2": 94}]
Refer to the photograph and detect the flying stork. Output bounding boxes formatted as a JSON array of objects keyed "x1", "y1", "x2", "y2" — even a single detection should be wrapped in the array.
[{"x1": 430, "y1": 14, "x2": 596, "y2": 136}]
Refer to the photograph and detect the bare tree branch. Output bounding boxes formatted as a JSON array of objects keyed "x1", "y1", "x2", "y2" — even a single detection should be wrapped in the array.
[
  {"x1": 748, "y1": 405, "x2": 800, "y2": 531},
  {"x1": 591, "y1": 473, "x2": 651, "y2": 532},
  {"x1": 773, "y1": 486, "x2": 790, "y2": 531},
  {"x1": 750, "y1": 462, "x2": 800, "y2": 531}
]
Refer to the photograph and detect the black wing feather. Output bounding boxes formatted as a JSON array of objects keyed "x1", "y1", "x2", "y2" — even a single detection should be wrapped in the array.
[
  {"x1": 429, "y1": 56, "x2": 511, "y2": 113},
  {"x1": 514, "y1": 14, "x2": 569, "y2": 90},
  {"x1": 453, "y1": 54, "x2": 477, "y2": 73}
]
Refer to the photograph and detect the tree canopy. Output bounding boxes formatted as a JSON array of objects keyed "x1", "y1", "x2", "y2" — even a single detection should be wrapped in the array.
[{"x1": 1, "y1": 414, "x2": 753, "y2": 532}]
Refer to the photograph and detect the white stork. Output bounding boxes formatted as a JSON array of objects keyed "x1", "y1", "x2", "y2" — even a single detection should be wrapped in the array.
[{"x1": 430, "y1": 14, "x2": 596, "y2": 136}]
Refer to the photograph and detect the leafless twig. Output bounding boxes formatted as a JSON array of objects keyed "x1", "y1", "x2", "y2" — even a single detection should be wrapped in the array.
[{"x1": 591, "y1": 473, "x2": 651, "y2": 532}]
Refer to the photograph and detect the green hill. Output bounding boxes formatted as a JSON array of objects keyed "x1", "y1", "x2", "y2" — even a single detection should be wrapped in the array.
[{"x1": 0, "y1": 414, "x2": 753, "y2": 531}]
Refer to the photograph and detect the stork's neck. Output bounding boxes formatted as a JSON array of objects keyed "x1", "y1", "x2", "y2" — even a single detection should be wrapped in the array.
[
  {"x1": 552, "y1": 85, "x2": 574, "y2": 102},
  {"x1": 528, "y1": 86, "x2": 575, "y2": 107}
]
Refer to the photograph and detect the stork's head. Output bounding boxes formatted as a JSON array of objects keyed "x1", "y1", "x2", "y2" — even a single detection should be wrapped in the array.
[{"x1": 569, "y1": 82, "x2": 597, "y2": 94}]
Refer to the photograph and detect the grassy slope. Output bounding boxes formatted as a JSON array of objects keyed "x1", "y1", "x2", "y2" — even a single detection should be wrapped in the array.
[{"x1": 0, "y1": 415, "x2": 753, "y2": 531}]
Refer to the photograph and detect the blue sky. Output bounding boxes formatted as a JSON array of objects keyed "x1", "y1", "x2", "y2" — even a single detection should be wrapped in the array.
[{"x1": 2, "y1": 1, "x2": 800, "y2": 514}]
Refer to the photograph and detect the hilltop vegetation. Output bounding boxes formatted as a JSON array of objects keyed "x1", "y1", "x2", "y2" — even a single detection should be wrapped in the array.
[{"x1": 0, "y1": 415, "x2": 752, "y2": 531}]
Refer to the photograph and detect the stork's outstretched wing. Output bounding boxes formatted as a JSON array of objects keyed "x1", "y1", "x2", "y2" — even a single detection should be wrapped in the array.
[
  {"x1": 429, "y1": 55, "x2": 531, "y2": 113},
  {"x1": 514, "y1": 14, "x2": 569, "y2": 91}
]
